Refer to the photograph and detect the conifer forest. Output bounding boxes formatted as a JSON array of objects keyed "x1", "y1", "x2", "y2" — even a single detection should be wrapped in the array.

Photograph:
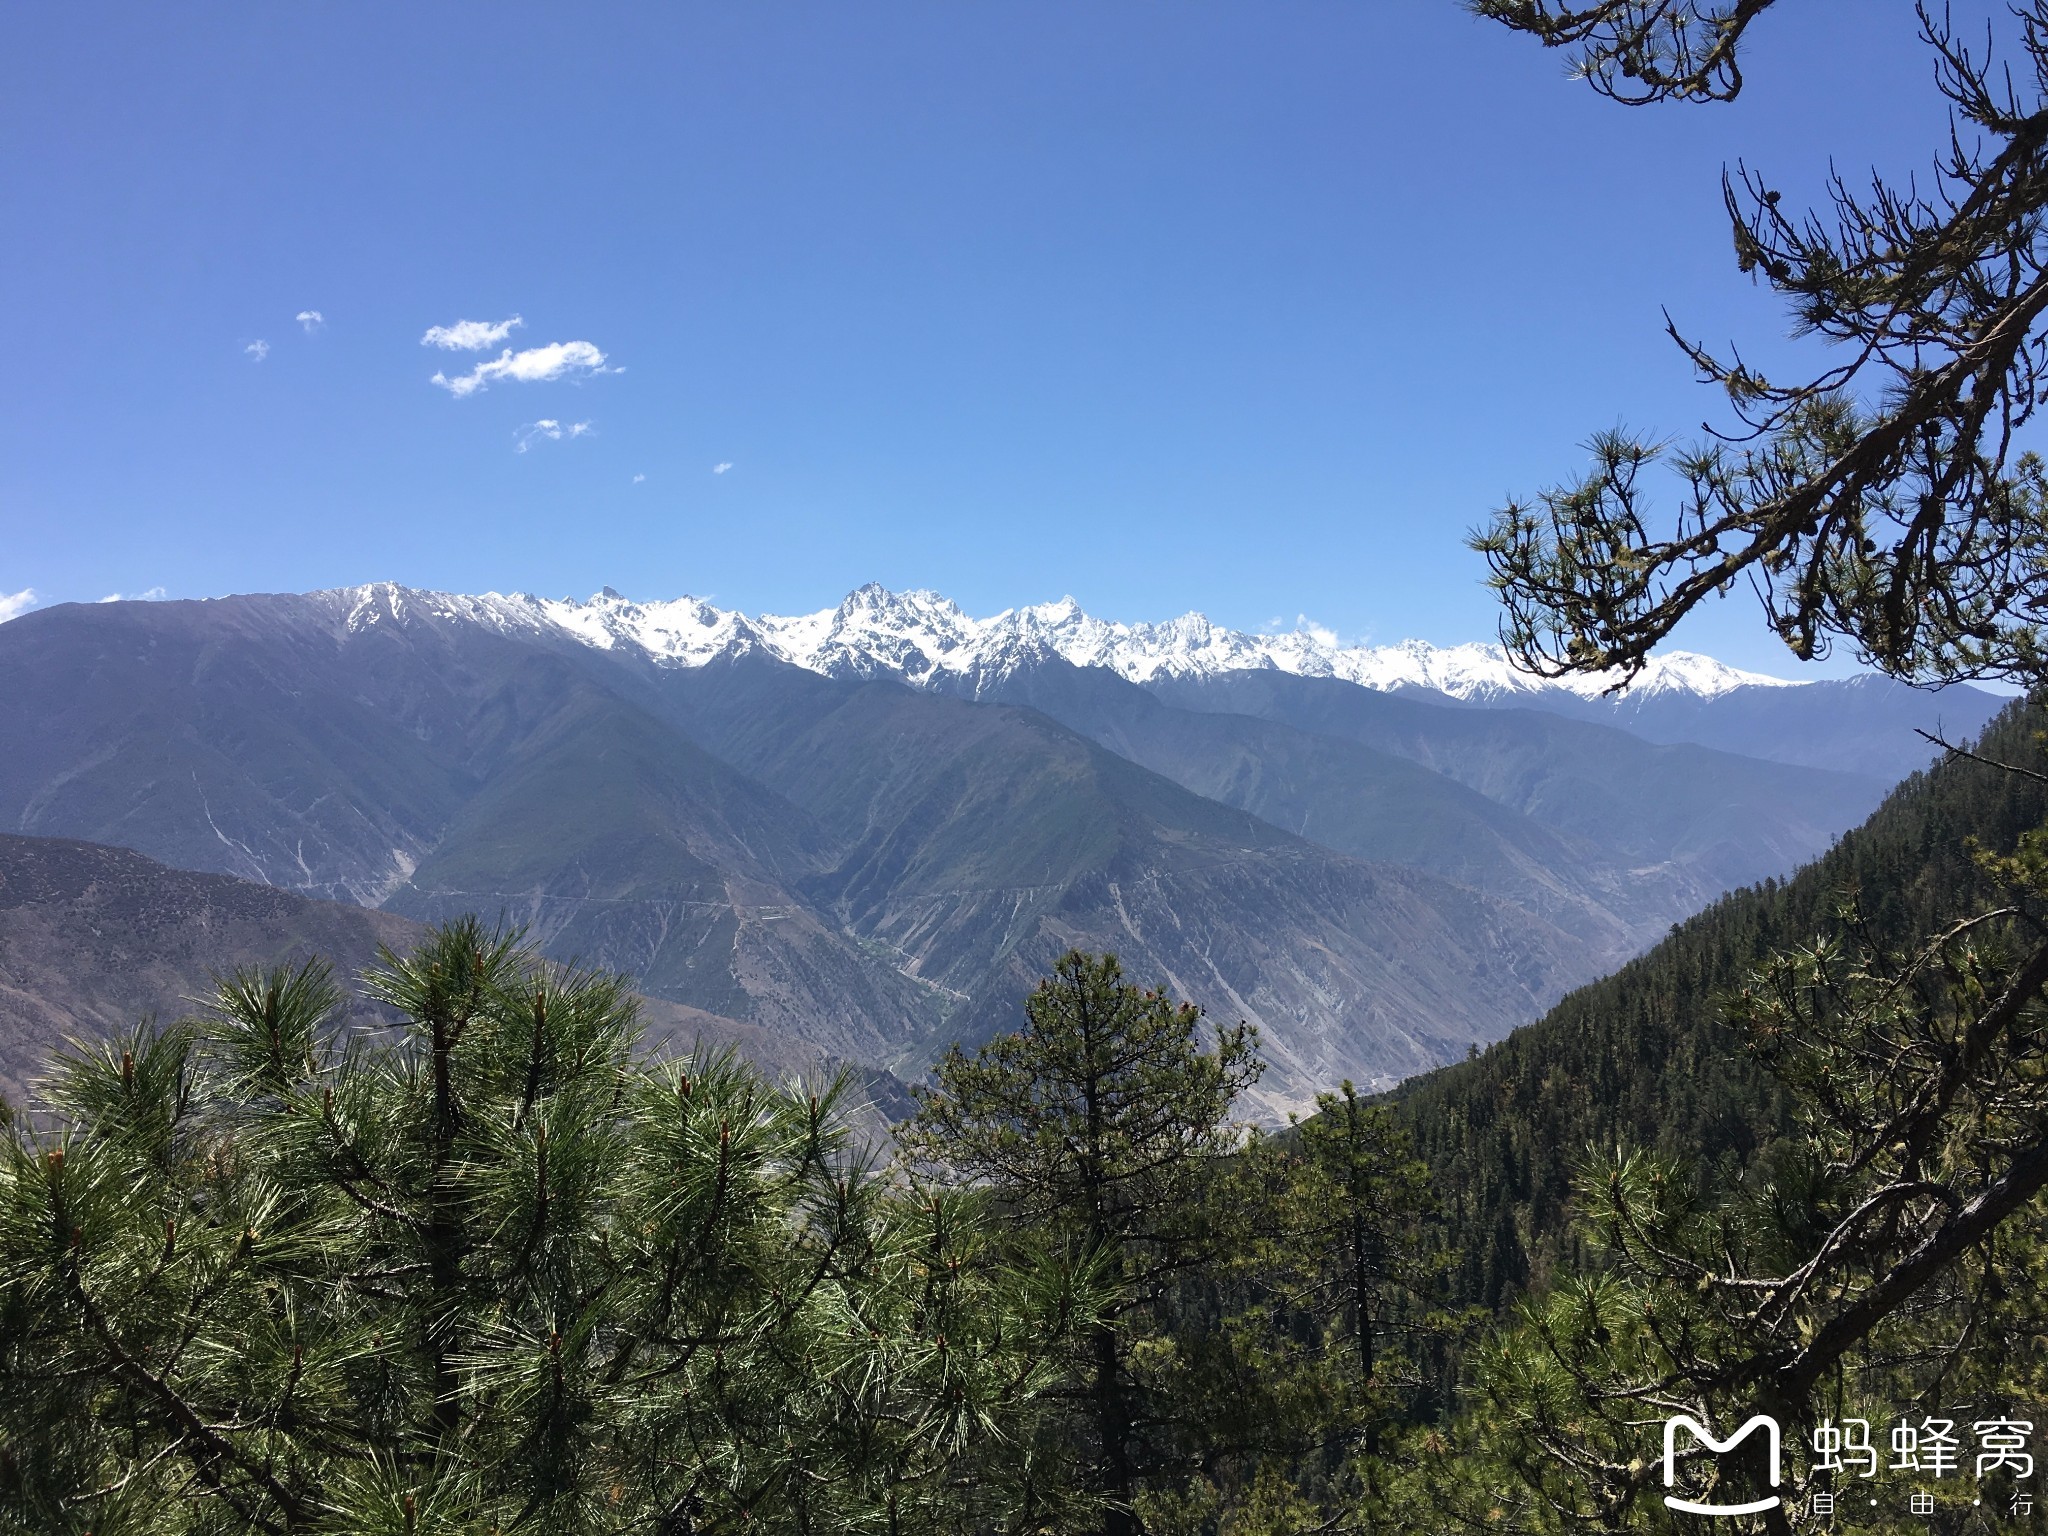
[{"x1": 20, "y1": 0, "x2": 2048, "y2": 1531}]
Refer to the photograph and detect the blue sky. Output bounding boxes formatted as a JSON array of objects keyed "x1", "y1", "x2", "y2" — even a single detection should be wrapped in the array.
[{"x1": 0, "y1": 1, "x2": 1985, "y2": 672}]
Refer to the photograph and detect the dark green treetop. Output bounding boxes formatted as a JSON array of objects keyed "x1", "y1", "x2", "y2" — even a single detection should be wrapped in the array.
[
  {"x1": 898, "y1": 951, "x2": 1262, "y2": 1536},
  {"x1": 0, "y1": 918, "x2": 1090, "y2": 1536}
]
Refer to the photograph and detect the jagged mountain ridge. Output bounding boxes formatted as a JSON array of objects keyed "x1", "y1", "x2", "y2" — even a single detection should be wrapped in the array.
[
  {"x1": 392, "y1": 580, "x2": 1794, "y2": 701},
  {"x1": 332, "y1": 581, "x2": 2002, "y2": 782}
]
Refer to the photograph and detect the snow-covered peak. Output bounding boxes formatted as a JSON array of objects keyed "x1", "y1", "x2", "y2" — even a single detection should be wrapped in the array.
[
  {"x1": 1599, "y1": 649, "x2": 1795, "y2": 700},
  {"x1": 1314, "y1": 638, "x2": 1794, "y2": 702},
  {"x1": 758, "y1": 585, "x2": 982, "y2": 680},
  {"x1": 321, "y1": 581, "x2": 1803, "y2": 702}
]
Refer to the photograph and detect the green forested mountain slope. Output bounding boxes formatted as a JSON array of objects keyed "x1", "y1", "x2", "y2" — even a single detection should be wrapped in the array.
[{"x1": 1392, "y1": 696, "x2": 2048, "y2": 1311}]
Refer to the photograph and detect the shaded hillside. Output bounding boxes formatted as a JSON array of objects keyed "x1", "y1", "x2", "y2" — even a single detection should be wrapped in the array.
[
  {"x1": 1489, "y1": 672, "x2": 2007, "y2": 780},
  {"x1": 1148, "y1": 668, "x2": 1887, "y2": 894},
  {"x1": 0, "y1": 833, "x2": 902, "y2": 1121},
  {"x1": 965, "y1": 658, "x2": 1704, "y2": 958},
  {"x1": 1390, "y1": 697, "x2": 2048, "y2": 1311},
  {"x1": 0, "y1": 834, "x2": 420, "y2": 1103},
  {"x1": 0, "y1": 594, "x2": 983, "y2": 1068},
  {"x1": 631, "y1": 656, "x2": 1609, "y2": 1106},
  {"x1": 377, "y1": 670, "x2": 948, "y2": 1067}
]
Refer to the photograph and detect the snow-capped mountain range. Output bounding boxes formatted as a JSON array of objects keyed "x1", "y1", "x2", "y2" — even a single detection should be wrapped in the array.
[
  {"x1": 2, "y1": 580, "x2": 1998, "y2": 1107},
  {"x1": 342, "y1": 581, "x2": 1801, "y2": 702}
]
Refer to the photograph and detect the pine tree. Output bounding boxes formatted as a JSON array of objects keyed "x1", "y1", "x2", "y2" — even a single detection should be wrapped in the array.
[
  {"x1": 0, "y1": 919, "x2": 1092, "y2": 1535},
  {"x1": 897, "y1": 951, "x2": 1262, "y2": 1536},
  {"x1": 1471, "y1": 0, "x2": 2048, "y2": 693},
  {"x1": 1386, "y1": 8, "x2": 2048, "y2": 1524},
  {"x1": 1363, "y1": 752, "x2": 2048, "y2": 1533},
  {"x1": 1291, "y1": 1083, "x2": 1442, "y2": 1452}
]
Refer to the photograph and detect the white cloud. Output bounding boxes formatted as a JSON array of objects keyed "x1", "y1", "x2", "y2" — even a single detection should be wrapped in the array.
[
  {"x1": 421, "y1": 315, "x2": 524, "y2": 351},
  {"x1": 632, "y1": 473, "x2": 646, "y2": 483},
  {"x1": 712, "y1": 461, "x2": 733, "y2": 474},
  {"x1": 245, "y1": 340, "x2": 270, "y2": 362},
  {"x1": 296, "y1": 310, "x2": 325, "y2": 333},
  {"x1": 434, "y1": 340, "x2": 609, "y2": 398},
  {"x1": 97, "y1": 586, "x2": 169, "y2": 603},
  {"x1": 1294, "y1": 614, "x2": 1340, "y2": 649},
  {"x1": 0, "y1": 588, "x2": 37, "y2": 623},
  {"x1": 515, "y1": 418, "x2": 595, "y2": 452}
]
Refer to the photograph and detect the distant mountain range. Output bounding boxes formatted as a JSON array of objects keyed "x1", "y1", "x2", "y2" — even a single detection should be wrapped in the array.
[
  {"x1": 0, "y1": 584, "x2": 2004, "y2": 1114},
  {"x1": 309, "y1": 581, "x2": 2000, "y2": 780},
  {"x1": 442, "y1": 582, "x2": 1788, "y2": 698}
]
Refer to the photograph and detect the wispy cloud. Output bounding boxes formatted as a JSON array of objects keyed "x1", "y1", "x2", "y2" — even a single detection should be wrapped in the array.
[
  {"x1": 1263, "y1": 613, "x2": 1342, "y2": 646},
  {"x1": 422, "y1": 315, "x2": 524, "y2": 351},
  {"x1": 712, "y1": 461, "x2": 733, "y2": 475},
  {"x1": 515, "y1": 419, "x2": 595, "y2": 452},
  {"x1": 1293, "y1": 615, "x2": 1339, "y2": 649},
  {"x1": 0, "y1": 588, "x2": 37, "y2": 623},
  {"x1": 434, "y1": 340, "x2": 610, "y2": 399},
  {"x1": 98, "y1": 586, "x2": 169, "y2": 603},
  {"x1": 296, "y1": 310, "x2": 325, "y2": 333},
  {"x1": 632, "y1": 473, "x2": 646, "y2": 484},
  {"x1": 245, "y1": 340, "x2": 270, "y2": 362}
]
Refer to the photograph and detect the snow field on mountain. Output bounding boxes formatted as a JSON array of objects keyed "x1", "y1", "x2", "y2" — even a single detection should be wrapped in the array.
[{"x1": 348, "y1": 580, "x2": 1799, "y2": 701}]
